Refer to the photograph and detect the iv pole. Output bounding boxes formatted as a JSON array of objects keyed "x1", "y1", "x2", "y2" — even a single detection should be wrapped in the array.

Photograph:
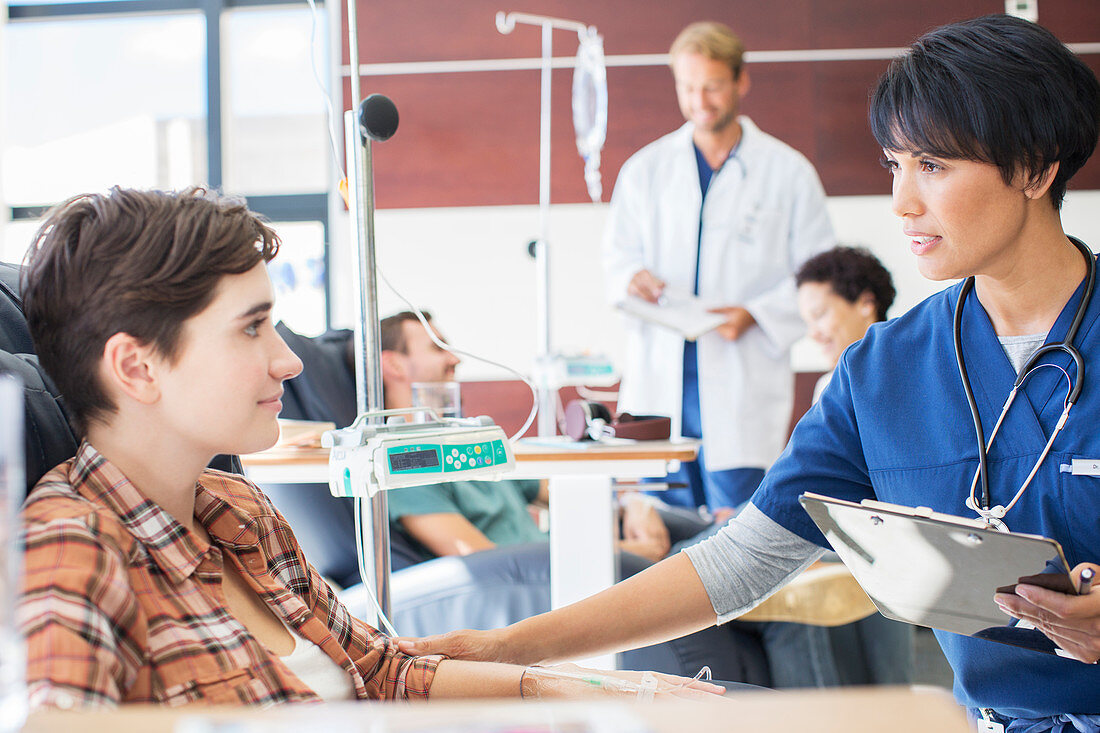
[
  {"x1": 336, "y1": 9, "x2": 600, "y2": 622},
  {"x1": 496, "y1": 11, "x2": 597, "y2": 437},
  {"x1": 344, "y1": 0, "x2": 393, "y2": 624}
]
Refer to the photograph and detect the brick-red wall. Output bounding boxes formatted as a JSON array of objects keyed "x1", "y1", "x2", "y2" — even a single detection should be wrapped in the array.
[
  {"x1": 460, "y1": 372, "x2": 825, "y2": 441},
  {"x1": 343, "y1": 1, "x2": 1100, "y2": 208}
]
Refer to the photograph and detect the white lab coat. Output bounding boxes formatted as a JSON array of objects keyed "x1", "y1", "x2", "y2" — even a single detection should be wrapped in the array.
[{"x1": 603, "y1": 118, "x2": 835, "y2": 470}]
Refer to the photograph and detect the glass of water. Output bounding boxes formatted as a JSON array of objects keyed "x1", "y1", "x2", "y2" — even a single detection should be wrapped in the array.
[
  {"x1": 410, "y1": 381, "x2": 462, "y2": 422},
  {"x1": 0, "y1": 375, "x2": 26, "y2": 732}
]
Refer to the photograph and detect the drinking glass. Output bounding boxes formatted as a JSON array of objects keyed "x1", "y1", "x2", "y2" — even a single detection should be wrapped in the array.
[{"x1": 410, "y1": 381, "x2": 461, "y2": 421}]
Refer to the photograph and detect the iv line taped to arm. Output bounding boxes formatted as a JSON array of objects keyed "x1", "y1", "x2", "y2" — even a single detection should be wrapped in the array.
[{"x1": 519, "y1": 664, "x2": 711, "y2": 700}]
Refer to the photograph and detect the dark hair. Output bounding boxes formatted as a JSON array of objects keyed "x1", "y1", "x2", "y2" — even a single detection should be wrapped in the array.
[
  {"x1": 870, "y1": 14, "x2": 1100, "y2": 209},
  {"x1": 380, "y1": 311, "x2": 432, "y2": 354},
  {"x1": 22, "y1": 187, "x2": 279, "y2": 434},
  {"x1": 341, "y1": 311, "x2": 435, "y2": 375},
  {"x1": 795, "y1": 246, "x2": 896, "y2": 321}
]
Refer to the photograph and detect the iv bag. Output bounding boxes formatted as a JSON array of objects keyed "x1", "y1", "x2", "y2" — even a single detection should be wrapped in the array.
[{"x1": 572, "y1": 29, "x2": 607, "y2": 203}]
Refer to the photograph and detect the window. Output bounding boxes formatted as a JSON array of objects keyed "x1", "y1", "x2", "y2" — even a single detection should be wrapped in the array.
[
  {"x1": 223, "y1": 5, "x2": 333, "y2": 195},
  {"x1": 0, "y1": 220, "x2": 40, "y2": 265},
  {"x1": 3, "y1": 14, "x2": 206, "y2": 207},
  {"x1": 270, "y1": 220, "x2": 327, "y2": 335},
  {"x1": 2, "y1": 0, "x2": 333, "y2": 330}
]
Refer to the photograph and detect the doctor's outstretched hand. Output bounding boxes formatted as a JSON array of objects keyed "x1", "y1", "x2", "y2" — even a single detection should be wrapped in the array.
[
  {"x1": 994, "y1": 562, "x2": 1100, "y2": 663},
  {"x1": 397, "y1": 627, "x2": 520, "y2": 665}
]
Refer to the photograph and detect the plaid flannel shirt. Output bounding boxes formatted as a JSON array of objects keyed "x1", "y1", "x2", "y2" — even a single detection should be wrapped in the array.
[{"x1": 19, "y1": 441, "x2": 438, "y2": 709}]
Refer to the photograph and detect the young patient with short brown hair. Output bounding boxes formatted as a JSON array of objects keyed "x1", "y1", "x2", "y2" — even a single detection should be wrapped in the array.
[{"x1": 17, "y1": 187, "x2": 721, "y2": 708}]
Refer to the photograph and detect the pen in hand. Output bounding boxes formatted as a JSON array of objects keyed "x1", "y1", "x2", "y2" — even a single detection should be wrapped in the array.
[{"x1": 1078, "y1": 567, "x2": 1095, "y2": 595}]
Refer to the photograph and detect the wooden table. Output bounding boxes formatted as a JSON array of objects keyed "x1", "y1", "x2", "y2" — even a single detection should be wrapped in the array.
[
  {"x1": 241, "y1": 439, "x2": 699, "y2": 669},
  {"x1": 20, "y1": 687, "x2": 970, "y2": 733},
  {"x1": 240, "y1": 439, "x2": 698, "y2": 482}
]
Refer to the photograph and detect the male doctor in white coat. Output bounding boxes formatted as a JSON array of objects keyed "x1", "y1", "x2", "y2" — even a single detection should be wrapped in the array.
[{"x1": 604, "y1": 21, "x2": 835, "y2": 517}]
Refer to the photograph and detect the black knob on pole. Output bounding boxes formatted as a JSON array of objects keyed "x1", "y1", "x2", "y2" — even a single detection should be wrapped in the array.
[{"x1": 359, "y1": 94, "x2": 399, "y2": 142}]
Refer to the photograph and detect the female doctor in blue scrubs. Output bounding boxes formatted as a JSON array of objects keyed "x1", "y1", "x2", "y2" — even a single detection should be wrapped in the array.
[{"x1": 401, "y1": 14, "x2": 1100, "y2": 729}]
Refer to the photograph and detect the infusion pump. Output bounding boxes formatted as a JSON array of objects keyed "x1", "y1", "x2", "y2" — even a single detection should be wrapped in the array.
[{"x1": 322, "y1": 408, "x2": 515, "y2": 498}]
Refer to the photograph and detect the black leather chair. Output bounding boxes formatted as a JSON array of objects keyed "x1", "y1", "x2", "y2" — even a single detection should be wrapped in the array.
[{"x1": 0, "y1": 262, "x2": 79, "y2": 498}]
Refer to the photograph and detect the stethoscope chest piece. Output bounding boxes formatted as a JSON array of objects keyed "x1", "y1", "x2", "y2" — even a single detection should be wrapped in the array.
[{"x1": 964, "y1": 495, "x2": 1010, "y2": 532}]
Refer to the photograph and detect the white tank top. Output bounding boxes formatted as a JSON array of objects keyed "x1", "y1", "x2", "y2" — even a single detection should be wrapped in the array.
[{"x1": 280, "y1": 623, "x2": 356, "y2": 701}]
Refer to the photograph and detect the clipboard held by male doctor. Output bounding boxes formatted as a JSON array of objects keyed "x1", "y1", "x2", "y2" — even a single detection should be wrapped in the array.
[{"x1": 799, "y1": 492, "x2": 1076, "y2": 657}]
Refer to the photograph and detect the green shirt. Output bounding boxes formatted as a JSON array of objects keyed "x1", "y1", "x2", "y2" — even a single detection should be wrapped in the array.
[{"x1": 387, "y1": 479, "x2": 546, "y2": 559}]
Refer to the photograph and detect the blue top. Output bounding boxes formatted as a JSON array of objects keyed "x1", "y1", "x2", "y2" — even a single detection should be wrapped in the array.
[
  {"x1": 690, "y1": 141, "x2": 737, "y2": 295},
  {"x1": 753, "y1": 264, "x2": 1100, "y2": 717},
  {"x1": 691, "y1": 143, "x2": 712, "y2": 295}
]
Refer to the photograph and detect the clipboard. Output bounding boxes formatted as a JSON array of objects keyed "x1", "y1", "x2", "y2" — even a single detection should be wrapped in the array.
[
  {"x1": 799, "y1": 492, "x2": 1075, "y2": 656},
  {"x1": 614, "y1": 291, "x2": 727, "y2": 341}
]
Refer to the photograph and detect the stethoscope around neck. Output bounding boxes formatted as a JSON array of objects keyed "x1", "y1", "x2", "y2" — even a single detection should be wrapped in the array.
[{"x1": 954, "y1": 236, "x2": 1097, "y2": 532}]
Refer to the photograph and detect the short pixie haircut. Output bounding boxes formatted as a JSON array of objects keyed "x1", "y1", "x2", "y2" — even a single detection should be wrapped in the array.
[
  {"x1": 22, "y1": 187, "x2": 279, "y2": 433},
  {"x1": 796, "y1": 246, "x2": 896, "y2": 322},
  {"x1": 870, "y1": 14, "x2": 1100, "y2": 210},
  {"x1": 669, "y1": 21, "x2": 745, "y2": 79}
]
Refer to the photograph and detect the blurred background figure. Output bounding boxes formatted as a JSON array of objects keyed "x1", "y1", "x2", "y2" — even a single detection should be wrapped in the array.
[
  {"x1": 796, "y1": 246, "x2": 896, "y2": 401},
  {"x1": 605, "y1": 21, "x2": 835, "y2": 519}
]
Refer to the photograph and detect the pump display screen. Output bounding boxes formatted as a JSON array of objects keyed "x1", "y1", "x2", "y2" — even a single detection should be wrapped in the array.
[{"x1": 389, "y1": 448, "x2": 440, "y2": 473}]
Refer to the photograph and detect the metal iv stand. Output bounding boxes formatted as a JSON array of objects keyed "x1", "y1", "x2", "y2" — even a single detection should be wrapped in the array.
[
  {"x1": 496, "y1": 11, "x2": 599, "y2": 437},
  {"x1": 343, "y1": 0, "x2": 391, "y2": 625},
  {"x1": 337, "y1": 8, "x2": 601, "y2": 624}
]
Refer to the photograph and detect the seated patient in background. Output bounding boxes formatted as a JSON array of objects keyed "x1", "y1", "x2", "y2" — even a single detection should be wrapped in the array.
[
  {"x1": 16, "y1": 187, "x2": 717, "y2": 708},
  {"x1": 795, "y1": 246, "x2": 896, "y2": 401},
  {"x1": 377, "y1": 311, "x2": 672, "y2": 564}
]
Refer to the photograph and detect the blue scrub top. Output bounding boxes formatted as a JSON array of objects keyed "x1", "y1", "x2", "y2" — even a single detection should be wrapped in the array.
[{"x1": 753, "y1": 261, "x2": 1100, "y2": 717}]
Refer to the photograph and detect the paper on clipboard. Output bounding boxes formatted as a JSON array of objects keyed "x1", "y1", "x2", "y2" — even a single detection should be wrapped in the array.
[
  {"x1": 799, "y1": 492, "x2": 1076, "y2": 657},
  {"x1": 615, "y1": 290, "x2": 727, "y2": 341}
]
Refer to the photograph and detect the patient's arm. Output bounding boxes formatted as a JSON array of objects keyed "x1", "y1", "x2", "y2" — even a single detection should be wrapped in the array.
[
  {"x1": 399, "y1": 512, "x2": 497, "y2": 556},
  {"x1": 427, "y1": 659, "x2": 724, "y2": 700},
  {"x1": 537, "y1": 485, "x2": 550, "y2": 507},
  {"x1": 427, "y1": 660, "x2": 521, "y2": 698}
]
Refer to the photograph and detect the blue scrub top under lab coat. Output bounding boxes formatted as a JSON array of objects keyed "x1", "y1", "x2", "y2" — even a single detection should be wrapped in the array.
[{"x1": 753, "y1": 261, "x2": 1100, "y2": 718}]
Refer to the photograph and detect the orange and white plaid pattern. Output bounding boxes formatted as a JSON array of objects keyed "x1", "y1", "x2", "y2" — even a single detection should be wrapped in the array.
[{"x1": 19, "y1": 442, "x2": 438, "y2": 709}]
